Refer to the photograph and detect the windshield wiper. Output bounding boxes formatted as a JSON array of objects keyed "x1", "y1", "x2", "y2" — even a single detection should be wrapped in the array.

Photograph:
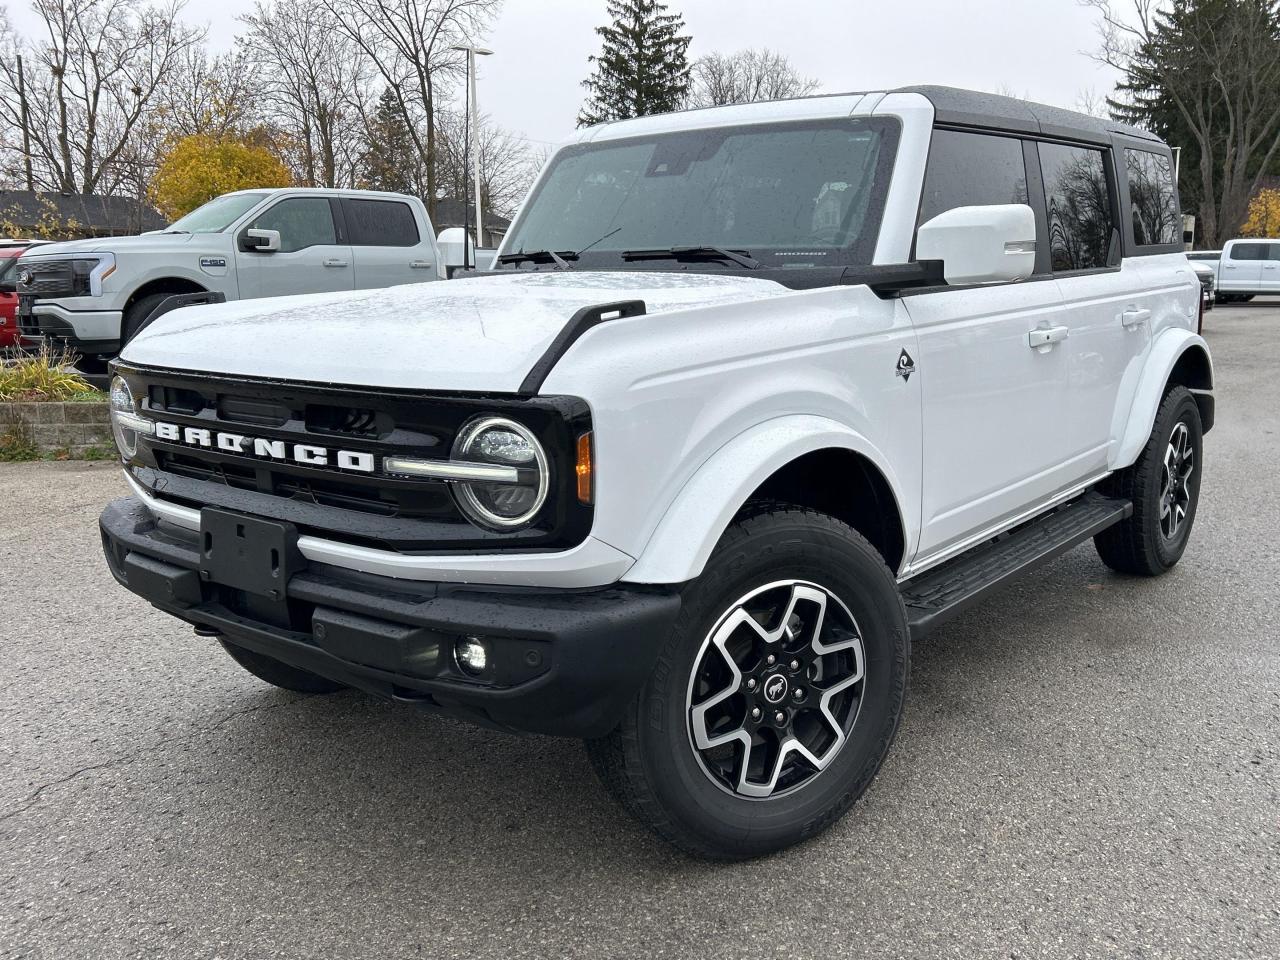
[
  {"x1": 622, "y1": 245, "x2": 761, "y2": 270},
  {"x1": 496, "y1": 249, "x2": 576, "y2": 269}
]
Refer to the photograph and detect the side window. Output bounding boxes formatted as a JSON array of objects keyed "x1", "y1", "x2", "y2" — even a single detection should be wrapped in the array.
[
  {"x1": 1040, "y1": 142, "x2": 1115, "y2": 272},
  {"x1": 342, "y1": 199, "x2": 420, "y2": 247},
  {"x1": 1229, "y1": 242, "x2": 1266, "y2": 261},
  {"x1": 918, "y1": 129, "x2": 1029, "y2": 225},
  {"x1": 250, "y1": 198, "x2": 337, "y2": 253},
  {"x1": 1125, "y1": 149, "x2": 1179, "y2": 246}
]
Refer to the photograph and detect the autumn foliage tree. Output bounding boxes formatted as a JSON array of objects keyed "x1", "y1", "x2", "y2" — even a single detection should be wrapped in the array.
[
  {"x1": 1240, "y1": 187, "x2": 1280, "y2": 237},
  {"x1": 151, "y1": 135, "x2": 292, "y2": 219}
]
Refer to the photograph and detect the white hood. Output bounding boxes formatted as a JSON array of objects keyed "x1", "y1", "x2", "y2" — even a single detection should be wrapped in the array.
[
  {"x1": 120, "y1": 271, "x2": 789, "y2": 392},
  {"x1": 23, "y1": 233, "x2": 194, "y2": 258}
]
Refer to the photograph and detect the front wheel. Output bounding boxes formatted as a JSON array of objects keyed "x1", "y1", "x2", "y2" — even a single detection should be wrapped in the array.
[{"x1": 586, "y1": 504, "x2": 909, "y2": 860}]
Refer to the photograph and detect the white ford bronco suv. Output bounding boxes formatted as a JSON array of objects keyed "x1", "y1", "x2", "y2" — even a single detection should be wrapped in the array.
[
  {"x1": 16, "y1": 188, "x2": 442, "y2": 369},
  {"x1": 100, "y1": 87, "x2": 1213, "y2": 860}
]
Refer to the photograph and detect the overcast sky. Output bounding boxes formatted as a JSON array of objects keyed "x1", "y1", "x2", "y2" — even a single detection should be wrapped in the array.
[{"x1": 7, "y1": 0, "x2": 1122, "y2": 149}]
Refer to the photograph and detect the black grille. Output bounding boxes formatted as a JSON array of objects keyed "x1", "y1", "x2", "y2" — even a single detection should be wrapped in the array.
[
  {"x1": 118, "y1": 364, "x2": 593, "y2": 554},
  {"x1": 16, "y1": 259, "x2": 77, "y2": 298}
]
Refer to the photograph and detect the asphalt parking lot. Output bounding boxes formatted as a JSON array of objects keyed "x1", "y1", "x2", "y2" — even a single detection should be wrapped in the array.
[{"x1": 2, "y1": 305, "x2": 1278, "y2": 960}]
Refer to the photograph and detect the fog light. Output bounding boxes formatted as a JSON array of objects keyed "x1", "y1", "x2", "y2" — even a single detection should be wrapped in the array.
[{"x1": 455, "y1": 636, "x2": 489, "y2": 676}]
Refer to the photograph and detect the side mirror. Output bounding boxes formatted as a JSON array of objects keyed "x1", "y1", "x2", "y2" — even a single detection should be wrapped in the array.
[
  {"x1": 0, "y1": 276, "x2": 15, "y2": 294},
  {"x1": 916, "y1": 204, "x2": 1036, "y2": 285},
  {"x1": 241, "y1": 228, "x2": 281, "y2": 253}
]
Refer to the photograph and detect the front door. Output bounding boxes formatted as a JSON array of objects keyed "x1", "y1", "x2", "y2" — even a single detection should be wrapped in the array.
[
  {"x1": 236, "y1": 196, "x2": 355, "y2": 300},
  {"x1": 907, "y1": 128, "x2": 1074, "y2": 562}
]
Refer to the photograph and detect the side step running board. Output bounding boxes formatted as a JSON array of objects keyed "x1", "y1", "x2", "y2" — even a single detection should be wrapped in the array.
[{"x1": 900, "y1": 493, "x2": 1132, "y2": 639}]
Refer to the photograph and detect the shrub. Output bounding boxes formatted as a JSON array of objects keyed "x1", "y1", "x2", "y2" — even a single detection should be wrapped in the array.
[{"x1": 0, "y1": 344, "x2": 102, "y2": 402}]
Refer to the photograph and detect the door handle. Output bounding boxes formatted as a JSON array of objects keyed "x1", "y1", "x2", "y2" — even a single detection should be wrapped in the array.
[
  {"x1": 1028, "y1": 325, "x2": 1069, "y2": 349},
  {"x1": 323, "y1": 259, "x2": 349, "y2": 268},
  {"x1": 410, "y1": 259, "x2": 433, "y2": 269},
  {"x1": 1120, "y1": 307, "x2": 1151, "y2": 328},
  {"x1": 1265, "y1": 264, "x2": 1278, "y2": 271}
]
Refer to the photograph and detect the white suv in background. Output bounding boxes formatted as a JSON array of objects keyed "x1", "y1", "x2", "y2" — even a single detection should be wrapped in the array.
[
  {"x1": 100, "y1": 87, "x2": 1212, "y2": 860},
  {"x1": 15, "y1": 188, "x2": 443, "y2": 368}
]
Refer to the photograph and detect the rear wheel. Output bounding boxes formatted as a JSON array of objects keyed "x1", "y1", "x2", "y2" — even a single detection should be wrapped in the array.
[
  {"x1": 219, "y1": 639, "x2": 346, "y2": 694},
  {"x1": 1095, "y1": 386, "x2": 1203, "y2": 576},
  {"x1": 586, "y1": 504, "x2": 909, "y2": 860}
]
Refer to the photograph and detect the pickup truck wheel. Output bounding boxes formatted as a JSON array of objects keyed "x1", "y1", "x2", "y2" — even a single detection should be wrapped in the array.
[
  {"x1": 219, "y1": 639, "x2": 346, "y2": 694},
  {"x1": 585, "y1": 504, "x2": 909, "y2": 860},
  {"x1": 1094, "y1": 386, "x2": 1203, "y2": 576},
  {"x1": 122, "y1": 293, "x2": 172, "y2": 344}
]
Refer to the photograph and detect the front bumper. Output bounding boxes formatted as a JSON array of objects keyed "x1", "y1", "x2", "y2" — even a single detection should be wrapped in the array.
[
  {"x1": 101, "y1": 496, "x2": 681, "y2": 737},
  {"x1": 18, "y1": 300, "x2": 122, "y2": 354}
]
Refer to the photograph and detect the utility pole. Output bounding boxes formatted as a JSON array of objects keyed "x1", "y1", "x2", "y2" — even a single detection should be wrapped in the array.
[
  {"x1": 452, "y1": 44, "x2": 492, "y2": 247},
  {"x1": 16, "y1": 54, "x2": 34, "y2": 191}
]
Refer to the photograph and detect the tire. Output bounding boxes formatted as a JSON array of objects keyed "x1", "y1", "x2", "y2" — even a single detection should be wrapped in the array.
[
  {"x1": 585, "y1": 503, "x2": 910, "y2": 860},
  {"x1": 219, "y1": 639, "x2": 346, "y2": 694},
  {"x1": 122, "y1": 292, "x2": 172, "y2": 345},
  {"x1": 1094, "y1": 386, "x2": 1203, "y2": 576}
]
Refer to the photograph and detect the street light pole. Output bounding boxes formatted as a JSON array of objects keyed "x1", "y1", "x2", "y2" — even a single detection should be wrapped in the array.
[{"x1": 452, "y1": 45, "x2": 492, "y2": 248}]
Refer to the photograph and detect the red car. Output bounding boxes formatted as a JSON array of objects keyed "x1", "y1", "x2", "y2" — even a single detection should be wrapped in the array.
[{"x1": 0, "y1": 240, "x2": 47, "y2": 351}]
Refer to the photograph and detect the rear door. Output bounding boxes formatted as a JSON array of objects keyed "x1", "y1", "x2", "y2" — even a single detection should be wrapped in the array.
[
  {"x1": 235, "y1": 196, "x2": 354, "y2": 299},
  {"x1": 341, "y1": 197, "x2": 437, "y2": 289},
  {"x1": 1218, "y1": 240, "x2": 1264, "y2": 292},
  {"x1": 907, "y1": 128, "x2": 1073, "y2": 560},
  {"x1": 1261, "y1": 242, "x2": 1280, "y2": 293},
  {"x1": 1050, "y1": 141, "x2": 1158, "y2": 478}
]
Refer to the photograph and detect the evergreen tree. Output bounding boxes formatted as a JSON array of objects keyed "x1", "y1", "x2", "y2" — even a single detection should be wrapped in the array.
[
  {"x1": 360, "y1": 88, "x2": 421, "y2": 196},
  {"x1": 1095, "y1": 0, "x2": 1280, "y2": 246},
  {"x1": 578, "y1": 0, "x2": 691, "y2": 127}
]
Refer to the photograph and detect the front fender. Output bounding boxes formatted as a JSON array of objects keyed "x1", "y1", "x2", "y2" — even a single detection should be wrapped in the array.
[
  {"x1": 621, "y1": 415, "x2": 914, "y2": 585},
  {"x1": 1113, "y1": 329, "x2": 1213, "y2": 469}
]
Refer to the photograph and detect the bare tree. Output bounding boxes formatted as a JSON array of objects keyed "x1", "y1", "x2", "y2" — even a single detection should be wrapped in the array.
[
  {"x1": 0, "y1": 0, "x2": 203, "y2": 195},
  {"x1": 686, "y1": 48, "x2": 819, "y2": 108},
  {"x1": 1085, "y1": 0, "x2": 1280, "y2": 246},
  {"x1": 435, "y1": 108, "x2": 540, "y2": 221},
  {"x1": 239, "y1": 0, "x2": 369, "y2": 188},
  {"x1": 158, "y1": 47, "x2": 260, "y2": 140},
  {"x1": 323, "y1": 0, "x2": 502, "y2": 219}
]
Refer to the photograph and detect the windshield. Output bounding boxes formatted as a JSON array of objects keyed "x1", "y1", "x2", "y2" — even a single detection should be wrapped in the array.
[
  {"x1": 167, "y1": 192, "x2": 271, "y2": 233},
  {"x1": 502, "y1": 118, "x2": 899, "y2": 269}
]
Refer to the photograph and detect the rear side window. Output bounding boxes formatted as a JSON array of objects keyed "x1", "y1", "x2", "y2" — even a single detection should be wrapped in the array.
[
  {"x1": 918, "y1": 129, "x2": 1029, "y2": 225},
  {"x1": 1040, "y1": 142, "x2": 1115, "y2": 272},
  {"x1": 1229, "y1": 242, "x2": 1270, "y2": 260},
  {"x1": 342, "y1": 199, "x2": 421, "y2": 247},
  {"x1": 1125, "y1": 149, "x2": 1179, "y2": 246}
]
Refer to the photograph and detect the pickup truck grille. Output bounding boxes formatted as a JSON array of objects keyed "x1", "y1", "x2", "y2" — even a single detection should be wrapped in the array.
[
  {"x1": 118, "y1": 365, "x2": 593, "y2": 554},
  {"x1": 16, "y1": 259, "x2": 77, "y2": 298}
]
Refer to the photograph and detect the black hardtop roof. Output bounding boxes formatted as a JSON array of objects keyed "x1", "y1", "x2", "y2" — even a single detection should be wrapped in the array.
[{"x1": 893, "y1": 85, "x2": 1163, "y2": 148}]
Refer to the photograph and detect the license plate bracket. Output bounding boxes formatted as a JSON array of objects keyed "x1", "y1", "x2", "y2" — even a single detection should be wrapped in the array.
[{"x1": 199, "y1": 508, "x2": 303, "y2": 599}]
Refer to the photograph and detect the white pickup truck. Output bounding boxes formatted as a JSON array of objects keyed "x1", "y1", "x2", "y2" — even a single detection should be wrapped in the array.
[
  {"x1": 100, "y1": 86, "x2": 1212, "y2": 860},
  {"x1": 15, "y1": 188, "x2": 443, "y2": 368},
  {"x1": 1187, "y1": 238, "x2": 1280, "y2": 303}
]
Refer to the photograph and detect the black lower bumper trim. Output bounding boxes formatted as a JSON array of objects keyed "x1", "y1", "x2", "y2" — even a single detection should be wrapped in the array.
[{"x1": 100, "y1": 496, "x2": 680, "y2": 737}]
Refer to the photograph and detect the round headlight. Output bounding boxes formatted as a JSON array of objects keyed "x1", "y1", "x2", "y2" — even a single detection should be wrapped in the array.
[
  {"x1": 451, "y1": 416, "x2": 549, "y2": 529},
  {"x1": 109, "y1": 375, "x2": 138, "y2": 459}
]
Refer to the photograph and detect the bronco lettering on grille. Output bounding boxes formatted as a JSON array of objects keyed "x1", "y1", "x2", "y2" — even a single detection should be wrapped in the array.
[{"x1": 151, "y1": 420, "x2": 376, "y2": 472}]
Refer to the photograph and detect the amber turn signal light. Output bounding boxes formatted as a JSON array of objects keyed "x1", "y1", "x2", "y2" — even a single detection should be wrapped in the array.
[{"x1": 576, "y1": 432, "x2": 593, "y2": 503}]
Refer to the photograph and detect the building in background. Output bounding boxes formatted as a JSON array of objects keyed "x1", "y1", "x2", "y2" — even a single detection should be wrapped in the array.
[{"x1": 0, "y1": 191, "x2": 166, "y2": 240}]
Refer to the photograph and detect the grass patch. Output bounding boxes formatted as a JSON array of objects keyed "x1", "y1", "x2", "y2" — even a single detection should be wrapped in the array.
[
  {"x1": 0, "y1": 421, "x2": 40, "y2": 461},
  {"x1": 0, "y1": 344, "x2": 102, "y2": 402}
]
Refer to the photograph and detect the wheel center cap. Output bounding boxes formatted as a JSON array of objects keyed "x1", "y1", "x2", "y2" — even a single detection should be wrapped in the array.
[{"x1": 762, "y1": 673, "x2": 789, "y2": 704}]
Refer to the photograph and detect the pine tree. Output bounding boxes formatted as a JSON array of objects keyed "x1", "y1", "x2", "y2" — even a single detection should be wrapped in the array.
[
  {"x1": 578, "y1": 0, "x2": 691, "y2": 127},
  {"x1": 360, "y1": 88, "x2": 421, "y2": 196}
]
